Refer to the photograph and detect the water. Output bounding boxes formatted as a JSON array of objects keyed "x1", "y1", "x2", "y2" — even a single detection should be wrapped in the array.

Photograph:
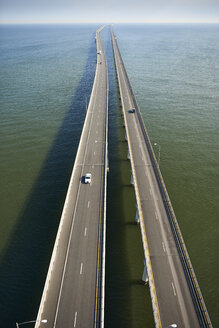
[
  {"x1": 0, "y1": 24, "x2": 98, "y2": 326},
  {"x1": 0, "y1": 24, "x2": 219, "y2": 327},
  {"x1": 112, "y1": 24, "x2": 219, "y2": 326}
]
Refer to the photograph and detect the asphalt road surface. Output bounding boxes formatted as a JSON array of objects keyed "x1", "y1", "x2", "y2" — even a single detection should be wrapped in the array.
[
  {"x1": 111, "y1": 29, "x2": 202, "y2": 328},
  {"x1": 35, "y1": 26, "x2": 108, "y2": 328}
]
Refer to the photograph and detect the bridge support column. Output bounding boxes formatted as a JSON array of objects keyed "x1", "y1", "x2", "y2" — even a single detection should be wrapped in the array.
[
  {"x1": 142, "y1": 259, "x2": 149, "y2": 285},
  {"x1": 135, "y1": 206, "x2": 140, "y2": 224},
  {"x1": 123, "y1": 119, "x2": 125, "y2": 127},
  {"x1": 125, "y1": 133, "x2": 127, "y2": 141},
  {"x1": 130, "y1": 172, "x2": 134, "y2": 185}
]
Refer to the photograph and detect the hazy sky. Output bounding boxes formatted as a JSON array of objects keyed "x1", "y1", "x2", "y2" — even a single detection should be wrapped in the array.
[{"x1": 1, "y1": 0, "x2": 219, "y2": 23}]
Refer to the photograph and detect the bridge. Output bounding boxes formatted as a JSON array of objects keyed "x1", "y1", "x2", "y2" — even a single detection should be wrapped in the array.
[
  {"x1": 111, "y1": 27, "x2": 212, "y2": 328},
  {"x1": 34, "y1": 24, "x2": 213, "y2": 328},
  {"x1": 35, "y1": 26, "x2": 108, "y2": 328}
]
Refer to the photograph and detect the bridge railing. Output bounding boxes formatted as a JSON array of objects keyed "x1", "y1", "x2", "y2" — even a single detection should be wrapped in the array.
[
  {"x1": 112, "y1": 31, "x2": 212, "y2": 328},
  {"x1": 94, "y1": 30, "x2": 108, "y2": 328}
]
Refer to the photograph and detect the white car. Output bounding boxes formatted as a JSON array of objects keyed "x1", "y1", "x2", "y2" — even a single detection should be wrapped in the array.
[{"x1": 85, "y1": 173, "x2": 92, "y2": 184}]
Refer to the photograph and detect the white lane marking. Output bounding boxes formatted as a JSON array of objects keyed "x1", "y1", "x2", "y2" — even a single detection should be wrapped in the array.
[
  {"x1": 155, "y1": 212, "x2": 158, "y2": 220},
  {"x1": 74, "y1": 312, "x2": 77, "y2": 327},
  {"x1": 162, "y1": 241, "x2": 166, "y2": 253},
  {"x1": 84, "y1": 227, "x2": 87, "y2": 236},
  {"x1": 80, "y1": 263, "x2": 83, "y2": 275},
  {"x1": 92, "y1": 165, "x2": 94, "y2": 169},
  {"x1": 95, "y1": 140, "x2": 98, "y2": 143},
  {"x1": 88, "y1": 201, "x2": 90, "y2": 208},
  {"x1": 94, "y1": 151, "x2": 96, "y2": 155},
  {"x1": 96, "y1": 130, "x2": 98, "y2": 134},
  {"x1": 172, "y1": 282, "x2": 176, "y2": 296}
]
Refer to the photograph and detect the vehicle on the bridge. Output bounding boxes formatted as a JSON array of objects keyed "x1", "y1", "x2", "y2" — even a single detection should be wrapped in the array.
[
  {"x1": 97, "y1": 50, "x2": 102, "y2": 55},
  {"x1": 129, "y1": 108, "x2": 136, "y2": 113},
  {"x1": 84, "y1": 173, "x2": 92, "y2": 184}
]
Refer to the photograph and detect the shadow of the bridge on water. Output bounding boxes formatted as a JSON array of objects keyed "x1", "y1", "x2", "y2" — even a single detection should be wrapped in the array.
[
  {"x1": 104, "y1": 27, "x2": 133, "y2": 328},
  {"x1": 104, "y1": 27, "x2": 154, "y2": 328},
  {"x1": 0, "y1": 33, "x2": 97, "y2": 328}
]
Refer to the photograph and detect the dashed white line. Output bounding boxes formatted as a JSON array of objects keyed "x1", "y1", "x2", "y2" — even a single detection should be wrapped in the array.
[
  {"x1": 88, "y1": 201, "x2": 90, "y2": 208},
  {"x1": 94, "y1": 151, "x2": 96, "y2": 155},
  {"x1": 172, "y1": 282, "x2": 176, "y2": 296},
  {"x1": 95, "y1": 140, "x2": 98, "y2": 143},
  {"x1": 162, "y1": 241, "x2": 166, "y2": 253},
  {"x1": 155, "y1": 212, "x2": 158, "y2": 220},
  {"x1": 80, "y1": 263, "x2": 83, "y2": 275},
  {"x1": 84, "y1": 227, "x2": 87, "y2": 236},
  {"x1": 74, "y1": 312, "x2": 77, "y2": 327}
]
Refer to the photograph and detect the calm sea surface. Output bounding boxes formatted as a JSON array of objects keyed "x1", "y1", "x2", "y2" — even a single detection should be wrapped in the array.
[{"x1": 0, "y1": 24, "x2": 219, "y2": 327}]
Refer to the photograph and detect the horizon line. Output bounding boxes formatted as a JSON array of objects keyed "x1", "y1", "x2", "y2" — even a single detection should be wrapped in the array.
[{"x1": 1, "y1": 21, "x2": 219, "y2": 25}]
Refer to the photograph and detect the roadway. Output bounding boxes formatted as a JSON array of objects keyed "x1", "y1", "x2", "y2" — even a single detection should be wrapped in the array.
[
  {"x1": 35, "y1": 26, "x2": 108, "y2": 328},
  {"x1": 111, "y1": 28, "x2": 211, "y2": 328}
]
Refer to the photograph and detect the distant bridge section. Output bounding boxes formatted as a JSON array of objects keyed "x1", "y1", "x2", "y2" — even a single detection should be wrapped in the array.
[{"x1": 111, "y1": 26, "x2": 212, "y2": 328}]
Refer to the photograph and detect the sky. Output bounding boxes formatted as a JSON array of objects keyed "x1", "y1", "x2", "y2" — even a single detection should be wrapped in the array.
[{"x1": 1, "y1": 0, "x2": 219, "y2": 24}]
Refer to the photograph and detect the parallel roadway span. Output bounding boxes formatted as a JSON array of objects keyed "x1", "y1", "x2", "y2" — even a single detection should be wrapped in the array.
[
  {"x1": 35, "y1": 26, "x2": 108, "y2": 328},
  {"x1": 111, "y1": 27, "x2": 212, "y2": 328}
]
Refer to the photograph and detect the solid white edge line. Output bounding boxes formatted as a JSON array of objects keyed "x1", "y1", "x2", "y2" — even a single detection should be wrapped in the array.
[{"x1": 100, "y1": 32, "x2": 109, "y2": 328}]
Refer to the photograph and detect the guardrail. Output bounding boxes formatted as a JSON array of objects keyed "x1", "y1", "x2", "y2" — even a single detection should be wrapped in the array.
[
  {"x1": 94, "y1": 29, "x2": 108, "y2": 328},
  {"x1": 97, "y1": 28, "x2": 109, "y2": 328},
  {"x1": 111, "y1": 30, "x2": 212, "y2": 328}
]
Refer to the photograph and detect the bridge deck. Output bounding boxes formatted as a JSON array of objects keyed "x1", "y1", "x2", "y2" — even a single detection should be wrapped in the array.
[
  {"x1": 35, "y1": 27, "x2": 108, "y2": 328},
  {"x1": 111, "y1": 27, "x2": 211, "y2": 328}
]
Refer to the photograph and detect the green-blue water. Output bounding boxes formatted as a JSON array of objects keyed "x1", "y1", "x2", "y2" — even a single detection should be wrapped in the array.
[{"x1": 0, "y1": 24, "x2": 219, "y2": 327}]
